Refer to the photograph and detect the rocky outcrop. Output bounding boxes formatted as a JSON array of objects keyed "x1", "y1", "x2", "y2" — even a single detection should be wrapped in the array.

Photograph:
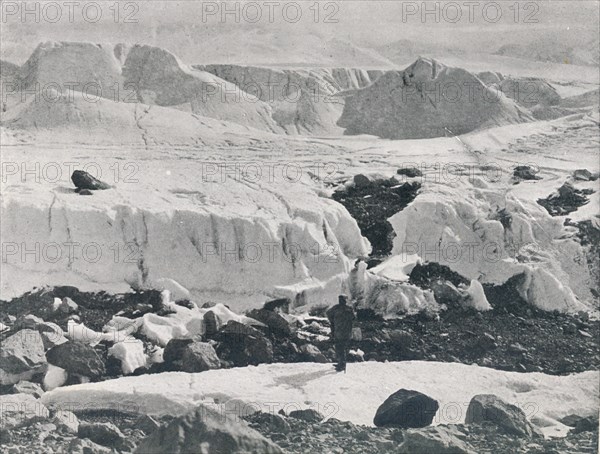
[
  {"x1": 134, "y1": 404, "x2": 283, "y2": 453},
  {"x1": 338, "y1": 57, "x2": 532, "y2": 139}
]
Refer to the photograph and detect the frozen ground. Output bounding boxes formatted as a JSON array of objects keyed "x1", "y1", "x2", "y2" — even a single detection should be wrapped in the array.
[
  {"x1": 41, "y1": 361, "x2": 599, "y2": 438},
  {"x1": 2, "y1": 109, "x2": 598, "y2": 314}
]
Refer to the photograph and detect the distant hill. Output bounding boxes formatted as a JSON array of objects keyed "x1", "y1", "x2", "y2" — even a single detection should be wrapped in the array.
[{"x1": 495, "y1": 38, "x2": 599, "y2": 67}]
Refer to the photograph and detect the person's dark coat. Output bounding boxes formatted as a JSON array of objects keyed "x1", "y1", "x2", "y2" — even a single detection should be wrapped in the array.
[{"x1": 326, "y1": 304, "x2": 355, "y2": 341}]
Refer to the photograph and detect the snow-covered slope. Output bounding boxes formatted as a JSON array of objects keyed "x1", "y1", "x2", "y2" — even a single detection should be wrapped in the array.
[
  {"x1": 0, "y1": 89, "x2": 274, "y2": 147},
  {"x1": 123, "y1": 45, "x2": 283, "y2": 133},
  {"x1": 338, "y1": 58, "x2": 533, "y2": 139},
  {"x1": 196, "y1": 65, "x2": 382, "y2": 135},
  {"x1": 41, "y1": 362, "x2": 599, "y2": 438}
]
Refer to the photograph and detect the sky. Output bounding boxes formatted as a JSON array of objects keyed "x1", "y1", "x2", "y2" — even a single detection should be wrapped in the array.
[{"x1": 1, "y1": 1, "x2": 598, "y2": 64}]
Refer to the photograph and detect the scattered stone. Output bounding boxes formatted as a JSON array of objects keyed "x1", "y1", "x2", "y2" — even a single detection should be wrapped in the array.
[
  {"x1": 203, "y1": 310, "x2": 219, "y2": 337},
  {"x1": 246, "y1": 412, "x2": 291, "y2": 434},
  {"x1": 163, "y1": 338, "x2": 194, "y2": 369},
  {"x1": 247, "y1": 308, "x2": 292, "y2": 336},
  {"x1": 398, "y1": 425, "x2": 476, "y2": 454},
  {"x1": 52, "y1": 410, "x2": 79, "y2": 434},
  {"x1": 0, "y1": 329, "x2": 47, "y2": 385},
  {"x1": 135, "y1": 414, "x2": 161, "y2": 434},
  {"x1": 78, "y1": 422, "x2": 126, "y2": 449},
  {"x1": 58, "y1": 297, "x2": 79, "y2": 313},
  {"x1": 288, "y1": 409, "x2": 324, "y2": 423},
  {"x1": 11, "y1": 380, "x2": 44, "y2": 398},
  {"x1": 508, "y1": 343, "x2": 527, "y2": 355},
  {"x1": 181, "y1": 341, "x2": 221, "y2": 373},
  {"x1": 71, "y1": 170, "x2": 111, "y2": 190},
  {"x1": 46, "y1": 341, "x2": 106, "y2": 378},
  {"x1": 513, "y1": 166, "x2": 541, "y2": 181},
  {"x1": 465, "y1": 394, "x2": 535, "y2": 437},
  {"x1": 68, "y1": 437, "x2": 112, "y2": 453},
  {"x1": 0, "y1": 393, "x2": 49, "y2": 428},
  {"x1": 373, "y1": 389, "x2": 439, "y2": 428},
  {"x1": 299, "y1": 344, "x2": 328, "y2": 363},
  {"x1": 573, "y1": 169, "x2": 594, "y2": 181},
  {"x1": 134, "y1": 404, "x2": 283, "y2": 453},
  {"x1": 397, "y1": 167, "x2": 423, "y2": 178},
  {"x1": 215, "y1": 321, "x2": 274, "y2": 367},
  {"x1": 263, "y1": 298, "x2": 291, "y2": 313},
  {"x1": 537, "y1": 182, "x2": 592, "y2": 216}
]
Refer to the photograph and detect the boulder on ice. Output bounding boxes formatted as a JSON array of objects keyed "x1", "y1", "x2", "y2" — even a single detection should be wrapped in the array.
[
  {"x1": 338, "y1": 57, "x2": 532, "y2": 139},
  {"x1": 465, "y1": 394, "x2": 536, "y2": 438},
  {"x1": 373, "y1": 388, "x2": 439, "y2": 428}
]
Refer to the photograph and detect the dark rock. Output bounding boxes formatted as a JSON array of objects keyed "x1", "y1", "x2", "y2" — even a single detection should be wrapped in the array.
[
  {"x1": 573, "y1": 169, "x2": 594, "y2": 181},
  {"x1": 299, "y1": 344, "x2": 328, "y2": 363},
  {"x1": 429, "y1": 280, "x2": 464, "y2": 305},
  {"x1": 11, "y1": 380, "x2": 44, "y2": 398},
  {"x1": 397, "y1": 167, "x2": 423, "y2": 178},
  {"x1": 163, "y1": 338, "x2": 194, "y2": 369},
  {"x1": 59, "y1": 297, "x2": 78, "y2": 313},
  {"x1": 45, "y1": 341, "x2": 106, "y2": 378},
  {"x1": 373, "y1": 389, "x2": 439, "y2": 428},
  {"x1": 398, "y1": 425, "x2": 476, "y2": 454},
  {"x1": 572, "y1": 415, "x2": 599, "y2": 434},
  {"x1": 513, "y1": 165, "x2": 541, "y2": 180},
  {"x1": 78, "y1": 422, "x2": 126, "y2": 449},
  {"x1": 246, "y1": 412, "x2": 291, "y2": 434},
  {"x1": 0, "y1": 329, "x2": 47, "y2": 385},
  {"x1": 538, "y1": 182, "x2": 591, "y2": 216},
  {"x1": 215, "y1": 321, "x2": 274, "y2": 366},
  {"x1": 288, "y1": 409, "x2": 324, "y2": 423},
  {"x1": 71, "y1": 170, "x2": 111, "y2": 190},
  {"x1": 134, "y1": 404, "x2": 283, "y2": 453},
  {"x1": 181, "y1": 342, "x2": 221, "y2": 372},
  {"x1": 247, "y1": 308, "x2": 292, "y2": 336},
  {"x1": 353, "y1": 174, "x2": 375, "y2": 188},
  {"x1": 465, "y1": 394, "x2": 535, "y2": 437},
  {"x1": 203, "y1": 310, "x2": 219, "y2": 337},
  {"x1": 263, "y1": 298, "x2": 291, "y2": 313}
]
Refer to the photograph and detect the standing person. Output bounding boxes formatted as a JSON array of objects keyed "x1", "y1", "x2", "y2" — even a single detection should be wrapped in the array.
[{"x1": 326, "y1": 295, "x2": 355, "y2": 372}]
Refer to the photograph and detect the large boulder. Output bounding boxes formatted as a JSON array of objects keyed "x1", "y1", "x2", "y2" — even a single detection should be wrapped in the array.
[
  {"x1": 373, "y1": 389, "x2": 439, "y2": 428},
  {"x1": 181, "y1": 342, "x2": 221, "y2": 373},
  {"x1": 71, "y1": 170, "x2": 111, "y2": 190},
  {"x1": 465, "y1": 394, "x2": 535, "y2": 437},
  {"x1": 45, "y1": 341, "x2": 106, "y2": 378},
  {"x1": 247, "y1": 308, "x2": 292, "y2": 336},
  {"x1": 78, "y1": 422, "x2": 127, "y2": 449},
  {"x1": 398, "y1": 426, "x2": 476, "y2": 454},
  {"x1": 288, "y1": 409, "x2": 324, "y2": 423},
  {"x1": 0, "y1": 393, "x2": 49, "y2": 428},
  {"x1": 215, "y1": 321, "x2": 274, "y2": 367},
  {"x1": 299, "y1": 344, "x2": 328, "y2": 363},
  {"x1": 134, "y1": 404, "x2": 284, "y2": 453},
  {"x1": 0, "y1": 329, "x2": 47, "y2": 385}
]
